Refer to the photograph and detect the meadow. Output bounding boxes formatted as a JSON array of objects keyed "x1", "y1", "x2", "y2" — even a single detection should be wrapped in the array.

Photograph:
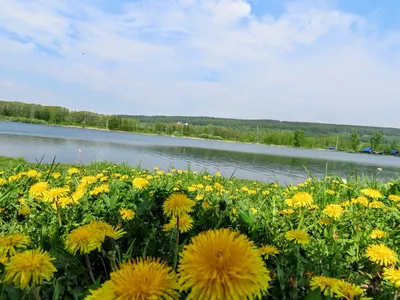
[{"x1": 0, "y1": 158, "x2": 400, "y2": 299}]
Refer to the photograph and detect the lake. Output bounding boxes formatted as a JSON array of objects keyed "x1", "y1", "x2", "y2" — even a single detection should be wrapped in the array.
[{"x1": 0, "y1": 121, "x2": 399, "y2": 184}]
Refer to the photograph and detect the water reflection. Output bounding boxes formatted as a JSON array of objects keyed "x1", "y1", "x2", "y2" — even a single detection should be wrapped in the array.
[{"x1": 1, "y1": 121, "x2": 399, "y2": 185}]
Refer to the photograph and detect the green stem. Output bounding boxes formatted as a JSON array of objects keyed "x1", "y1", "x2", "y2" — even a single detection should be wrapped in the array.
[
  {"x1": 85, "y1": 254, "x2": 96, "y2": 284},
  {"x1": 173, "y1": 216, "x2": 180, "y2": 270},
  {"x1": 297, "y1": 209, "x2": 305, "y2": 229},
  {"x1": 33, "y1": 286, "x2": 41, "y2": 300}
]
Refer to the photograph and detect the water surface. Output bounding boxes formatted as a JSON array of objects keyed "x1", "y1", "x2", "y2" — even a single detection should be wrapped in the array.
[{"x1": 0, "y1": 121, "x2": 399, "y2": 184}]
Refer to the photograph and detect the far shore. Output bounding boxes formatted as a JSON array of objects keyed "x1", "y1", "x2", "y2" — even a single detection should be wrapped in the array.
[{"x1": 0, "y1": 118, "x2": 378, "y2": 156}]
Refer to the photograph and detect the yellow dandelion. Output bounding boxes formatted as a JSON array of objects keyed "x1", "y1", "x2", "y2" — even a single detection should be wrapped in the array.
[
  {"x1": 26, "y1": 169, "x2": 41, "y2": 178},
  {"x1": 289, "y1": 192, "x2": 313, "y2": 208},
  {"x1": 88, "y1": 221, "x2": 126, "y2": 241},
  {"x1": 327, "y1": 190, "x2": 335, "y2": 195},
  {"x1": 42, "y1": 187, "x2": 70, "y2": 203},
  {"x1": 354, "y1": 196, "x2": 369, "y2": 207},
  {"x1": 67, "y1": 167, "x2": 80, "y2": 175},
  {"x1": 251, "y1": 207, "x2": 258, "y2": 215},
  {"x1": 120, "y1": 209, "x2": 135, "y2": 220},
  {"x1": 29, "y1": 182, "x2": 50, "y2": 198},
  {"x1": 163, "y1": 193, "x2": 195, "y2": 217},
  {"x1": 132, "y1": 178, "x2": 149, "y2": 190},
  {"x1": 52, "y1": 172, "x2": 61, "y2": 179},
  {"x1": 279, "y1": 209, "x2": 295, "y2": 215},
  {"x1": 195, "y1": 194, "x2": 204, "y2": 201},
  {"x1": 361, "y1": 188, "x2": 383, "y2": 199},
  {"x1": 18, "y1": 205, "x2": 31, "y2": 216},
  {"x1": 201, "y1": 201, "x2": 211, "y2": 210},
  {"x1": 285, "y1": 229, "x2": 309, "y2": 245},
  {"x1": 369, "y1": 201, "x2": 385, "y2": 209},
  {"x1": 72, "y1": 189, "x2": 85, "y2": 202},
  {"x1": 4, "y1": 249, "x2": 56, "y2": 290},
  {"x1": 0, "y1": 178, "x2": 6, "y2": 185},
  {"x1": 89, "y1": 184, "x2": 110, "y2": 196},
  {"x1": 109, "y1": 257, "x2": 180, "y2": 299},
  {"x1": 81, "y1": 176, "x2": 97, "y2": 185},
  {"x1": 366, "y1": 244, "x2": 398, "y2": 266},
  {"x1": 178, "y1": 228, "x2": 271, "y2": 299},
  {"x1": 310, "y1": 276, "x2": 340, "y2": 297},
  {"x1": 383, "y1": 267, "x2": 400, "y2": 288},
  {"x1": 322, "y1": 204, "x2": 344, "y2": 219},
  {"x1": 388, "y1": 194, "x2": 400, "y2": 202},
  {"x1": 163, "y1": 215, "x2": 194, "y2": 233},
  {"x1": 65, "y1": 226, "x2": 102, "y2": 255},
  {"x1": 259, "y1": 245, "x2": 279, "y2": 258},
  {"x1": 0, "y1": 256, "x2": 8, "y2": 264},
  {"x1": 85, "y1": 280, "x2": 115, "y2": 300},
  {"x1": 370, "y1": 230, "x2": 387, "y2": 239},
  {"x1": 0, "y1": 234, "x2": 31, "y2": 256},
  {"x1": 318, "y1": 218, "x2": 333, "y2": 225},
  {"x1": 333, "y1": 280, "x2": 364, "y2": 299}
]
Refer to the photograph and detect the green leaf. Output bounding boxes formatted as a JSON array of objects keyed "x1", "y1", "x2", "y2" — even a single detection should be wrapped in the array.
[{"x1": 305, "y1": 289, "x2": 323, "y2": 300}]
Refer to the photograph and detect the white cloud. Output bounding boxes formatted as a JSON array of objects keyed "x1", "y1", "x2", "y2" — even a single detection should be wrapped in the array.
[{"x1": 0, "y1": 0, "x2": 399, "y2": 127}]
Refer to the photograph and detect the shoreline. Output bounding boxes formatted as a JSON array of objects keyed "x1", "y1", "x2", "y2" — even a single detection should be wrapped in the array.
[{"x1": 0, "y1": 118, "x2": 391, "y2": 157}]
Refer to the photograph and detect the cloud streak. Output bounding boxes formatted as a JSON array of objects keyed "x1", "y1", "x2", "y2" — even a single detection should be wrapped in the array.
[{"x1": 0, "y1": 0, "x2": 399, "y2": 127}]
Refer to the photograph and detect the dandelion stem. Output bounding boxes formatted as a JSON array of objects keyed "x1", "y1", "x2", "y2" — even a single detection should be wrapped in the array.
[
  {"x1": 33, "y1": 286, "x2": 41, "y2": 300},
  {"x1": 85, "y1": 254, "x2": 96, "y2": 284},
  {"x1": 173, "y1": 216, "x2": 180, "y2": 270},
  {"x1": 55, "y1": 201, "x2": 62, "y2": 227}
]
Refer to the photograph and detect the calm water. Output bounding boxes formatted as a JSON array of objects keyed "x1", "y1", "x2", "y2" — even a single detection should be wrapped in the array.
[{"x1": 0, "y1": 121, "x2": 399, "y2": 184}]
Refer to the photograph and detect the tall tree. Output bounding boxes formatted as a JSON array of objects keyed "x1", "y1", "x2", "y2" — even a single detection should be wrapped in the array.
[
  {"x1": 370, "y1": 131, "x2": 383, "y2": 150},
  {"x1": 294, "y1": 130, "x2": 305, "y2": 147},
  {"x1": 350, "y1": 132, "x2": 361, "y2": 152}
]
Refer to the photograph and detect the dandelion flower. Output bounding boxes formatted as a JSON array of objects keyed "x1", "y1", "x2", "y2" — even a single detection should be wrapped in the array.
[
  {"x1": 361, "y1": 188, "x2": 383, "y2": 199},
  {"x1": 285, "y1": 229, "x2": 309, "y2": 245},
  {"x1": 163, "y1": 215, "x2": 194, "y2": 233},
  {"x1": 0, "y1": 234, "x2": 31, "y2": 256},
  {"x1": 333, "y1": 280, "x2": 364, "y2": 299},
  {"x1": 4, "y1": 249, "x2": 56, "y2": 289},
  {"x1": 0, "y1": 256, "x2": 8, "y2": 264},
  {"x1": 383, "y1": 267, "x2": 400, "y2": 288},
  {"x1": 388, "y1": 195, "x2": 400, "y2": 202},
  {"x1": 29, "y1": 182, "x2": 50, "y2": 198},
  {"x1": 310, "y1": 276, "x2": 340, "y2": 297},
  {"x1": 354, "y1": 196, "x2": 369, "y2": 207},
  {"x1": 18, "y1": 205, "x2": 31, "y2": 216},
  {"x1": 163, "y1": 193, "x2": 195, "y2": 217},
  {"x1": 120, "y1": 209, "x2": 135, "y2": 220},
  {"x1": 85, "y1": 280, "x2": 115, "y2": 300},
  {"x1": 259, "y1": 245, "x2": 279, "y2": 258},
  {"x1": 81, "y1": 176, "x2": 97, "y2": 185},
  {"x1": 67, "y1": 167, "x2": 80, "y2": 175},
  {"x1": 89, "y1": 184, "x2": 110, "y2": 196},
  {"x1": 322, "y1": 204, "x2": 344, "y2": 219},
  {"x1": 366, "y1": 244, "x2": 398, "y2": 266},
  {"x1": 290, "y1": 192, "x2": 313, "y2": 208},
  {"x1": 201, "y1": 201, "x2": 211, "y2": 210},
  {"x1": 42, "y1": 187, "x2": 70, "y2": 203},
  {"x1": 65, "y1": 226, "x2": 102, "y2": 255},
  {"x1": 178, "y1": 228, "x2": 271, "y2": 299},
  {"x1": 132, "y1": 178, "x2": 149, "y2": 190},
  {"x1": 88, "y1": 221, "x2": 125, "y2": 241},
  {"x1": 279, "y1": 209, "x2": 295, "y2": 215},
  {"x1": 370, "y1": 230, "x2": 387, "y2": 239},
  {"x1": 369, "y1": 201, "x2": 385, "y2": 209},
  {"x1": 72, "y1": 189, "x2": 85, "y2": 202},
  {"x1": 109, "y1": 258, "x2": 180, "y2": 299}
]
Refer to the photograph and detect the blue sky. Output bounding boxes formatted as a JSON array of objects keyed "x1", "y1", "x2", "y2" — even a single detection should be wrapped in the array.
[{"x1": 0, "y1": 0, "x2": 400, "y2": 127}]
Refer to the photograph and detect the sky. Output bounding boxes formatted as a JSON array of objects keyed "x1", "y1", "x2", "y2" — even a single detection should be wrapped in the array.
[{"x1": 1, "y1": 0, "x2": 400, "y2": 127}]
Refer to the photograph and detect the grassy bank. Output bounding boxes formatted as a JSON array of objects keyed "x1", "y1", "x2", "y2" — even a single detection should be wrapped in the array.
[{"x1": 0, "y1": 159, "x2": 400, "y2": 299}]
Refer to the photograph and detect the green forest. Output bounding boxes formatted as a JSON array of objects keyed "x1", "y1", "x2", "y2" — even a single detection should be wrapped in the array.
[{"x1": 1, "y1": 100, "x2": 399, "y2": 154}]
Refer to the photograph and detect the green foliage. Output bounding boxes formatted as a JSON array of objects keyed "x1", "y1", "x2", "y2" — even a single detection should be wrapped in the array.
[
  {"x1": 350, "y1": 132, "x2": 361, "y2": 152},
  {"x1": 0, "y1": 161, "x2": 399, "y2": 299},
  {"x1": 370, "y1": 131, "x2": 383, "y2": 150},
  {"x1": 294, "y1": 130, "x2": 305, "y2": 147}
]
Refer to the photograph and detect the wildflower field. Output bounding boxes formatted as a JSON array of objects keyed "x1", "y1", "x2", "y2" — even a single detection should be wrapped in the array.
[{"x1": 0, "y1": 160, "x2": 400, "y2": 300}]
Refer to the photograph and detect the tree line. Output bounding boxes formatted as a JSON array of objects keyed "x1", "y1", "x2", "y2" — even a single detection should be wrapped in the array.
[{"x1": 1, "y1": 100, "x2": 399, "y2": 154}]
